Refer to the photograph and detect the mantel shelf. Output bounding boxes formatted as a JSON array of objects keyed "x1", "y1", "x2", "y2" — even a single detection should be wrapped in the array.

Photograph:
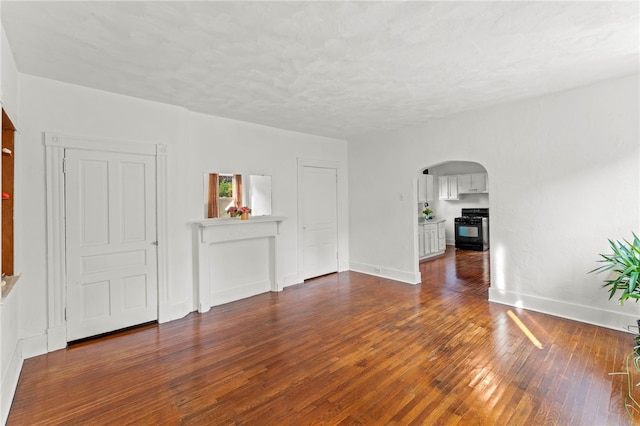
[{"x1": 195, "y1": 216, "x2": 286, "y2": 228}]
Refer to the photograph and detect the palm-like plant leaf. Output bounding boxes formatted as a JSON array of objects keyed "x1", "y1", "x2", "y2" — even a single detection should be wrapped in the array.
[{"x1": 590, "y1": 233, "x2": 640, "y2": 305}]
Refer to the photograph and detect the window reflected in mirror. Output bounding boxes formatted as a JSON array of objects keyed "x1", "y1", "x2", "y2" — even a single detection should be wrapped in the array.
[
  {"x1": 204, "y1": 173, "x2": 272, "y2": 218},
  {"x1": 206, "y1": 173, "x2": 243, "y2": 218}
]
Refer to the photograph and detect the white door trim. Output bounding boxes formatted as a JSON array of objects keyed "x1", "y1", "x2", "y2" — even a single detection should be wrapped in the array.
[
  {"x1": 296, "y1": 158, "x2": 346, "y2": 284},
  {"x1": 45, "y1": 132, "x2": 168, "y2": 351}
]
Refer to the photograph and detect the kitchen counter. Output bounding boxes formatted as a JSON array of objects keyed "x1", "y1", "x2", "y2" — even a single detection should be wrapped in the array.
[{"x1": 419, "y1": 218, "x2": 446, "y2": 225}]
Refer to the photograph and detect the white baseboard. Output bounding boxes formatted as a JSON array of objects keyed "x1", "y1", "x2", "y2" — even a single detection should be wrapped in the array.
[
  {"x1": 210, "y1": 280, "x2": 271, "y2": 307},
  {"x1": 165, "y1": 299, "x2": 192, "y2": 323},
  {"x1": 349, "y1": 262, "x2": 420, "y2": 285},
  {"x1": 22, "y1": 333, "x2": 48, "y2": 359},
  {"x1": 282, "y1": 267, "x2": 351, "y2": 289},
  {"x1": 47, "y1": 325, "x2": 67, "y2": 353},
  {"x1": 488, "y1": 288, "x2": 637, "y2": 333},
  {"x1": 283, "y1": 273, "x2": 301, "y2": 289},
  {"x1": 1, "y1": 339, "x2": 23, "y2": 425}
]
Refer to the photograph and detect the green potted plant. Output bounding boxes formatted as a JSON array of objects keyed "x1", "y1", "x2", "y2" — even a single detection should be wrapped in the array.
[
  {"x1": 591, "y1": 233, "x2": 640, "y2": 417},
  {"x1": 422, "y1": 207, "x2": 433, "y2": 220},
  {"x1": 591, "y1": 233, "x2": 640, "y2": 305}
]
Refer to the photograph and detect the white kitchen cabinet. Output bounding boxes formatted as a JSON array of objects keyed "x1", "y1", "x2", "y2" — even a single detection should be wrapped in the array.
[
  {"x1": 457, "y1": 173, "x2": 488, "y2": 194},
  {"x1": 417, "y1": 174, "x2": 434, "y2": 203},
  {"x1": 439, "y1": 175, "x2": 458, "y2": 200},
  {"x1": 426, "y1": 224, "x2": 438, "y2": 253},
  {"x1": 438, "y1": 221, "x2": 446, "y2": 251},
  {"x1": 419, "y1": 219, "x2": 446, "y2": 260}
]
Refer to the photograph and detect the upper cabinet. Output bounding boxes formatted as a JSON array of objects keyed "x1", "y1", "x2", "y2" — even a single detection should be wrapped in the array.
[
  {"x1": 439, "y1": 172, "x2": 489, "y2": 200},
  {"x1": 439, "y1": 175, "x2": 459, "y2": 200},
  {"x1": 417, "y1": 174, "x2": 434, "y2": 203},
  {"x1": 457, "y1": 172, "x2": 488, "y2": 194}
]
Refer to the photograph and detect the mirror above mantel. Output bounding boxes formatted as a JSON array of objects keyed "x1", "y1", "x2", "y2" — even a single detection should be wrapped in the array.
[{"x1": 204, "y1": 173, "x2": 272, "y2": 218}]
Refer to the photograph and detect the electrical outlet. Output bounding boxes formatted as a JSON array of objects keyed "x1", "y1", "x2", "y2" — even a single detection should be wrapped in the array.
[{"x1": 373, "y1": 267, "x2": 381, "y2": 274}]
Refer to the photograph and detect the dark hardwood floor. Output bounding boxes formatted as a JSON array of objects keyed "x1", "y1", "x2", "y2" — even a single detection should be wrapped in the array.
[{"x1": 8, "y1": 247, "x2": 638, "y2": 425}]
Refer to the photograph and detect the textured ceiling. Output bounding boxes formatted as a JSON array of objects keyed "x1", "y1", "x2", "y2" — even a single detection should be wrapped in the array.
[{"x1": 2, "y1": 1, "x2": 639, "y2": 139}]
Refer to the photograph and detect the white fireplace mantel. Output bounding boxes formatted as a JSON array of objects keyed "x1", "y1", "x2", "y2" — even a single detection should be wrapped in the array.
[{"x1": 193, "y1": 216, "x2": 286, "y2": 313}]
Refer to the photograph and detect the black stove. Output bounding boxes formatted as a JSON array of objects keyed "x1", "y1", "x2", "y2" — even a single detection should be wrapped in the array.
[{"x1": 454, "y1": 208, "x2": 489, "y2": 251}]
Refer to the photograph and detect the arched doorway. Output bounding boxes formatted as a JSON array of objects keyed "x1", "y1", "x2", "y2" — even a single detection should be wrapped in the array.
[{"x1": 416, "y1": 160, "x2": 491, "y2": 296}]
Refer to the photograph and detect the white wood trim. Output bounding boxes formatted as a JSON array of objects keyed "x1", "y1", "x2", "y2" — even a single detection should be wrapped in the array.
[
  {"x1": 412, "y1": 176, "x2": 421, "y2": 284},
  {"x1": 349, "y1": 261, "x2": 421, "y2": 285},
  {"x1": 297, "y1": 158, "x2": 340, "y2": 170},
  {"x1": 488, "y1": 288, "x2": 637, "y2": 333},
  {"x1": 155, "y1": 144, "x2": 170, "y2": 323},
  {"x1": 45, "y1": 142, "x2": 67, "y2": 351},
  {"x1": 196, "y1": 216, "x2": 286, "y2": 229},
  {"x1": 45, "y1": 133, "x2": 156, "y2": 155},
  {"x1": 44, "y1": 132, "x2": 168, "y2": 347},
  {"x1": 0, "y1": 338, "x2": 22, "y2": 425}
]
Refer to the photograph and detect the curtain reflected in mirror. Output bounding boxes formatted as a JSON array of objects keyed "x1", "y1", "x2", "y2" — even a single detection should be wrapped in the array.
[
  {"x1": 204, "y1": 173, "x2": 271, "y2": 218},
  {"x1": 206, "y1": 173, "x2": 242, "y2": 218}
]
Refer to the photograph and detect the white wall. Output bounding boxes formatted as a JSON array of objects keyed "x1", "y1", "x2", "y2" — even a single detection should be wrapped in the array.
[
  {"x1": 0, "y1": 23, "x2": 22, "y2": 426},
  {"x1": 349, "y1": 74, "x2": 640, "y2": 331},
  {"x1": 1, "y1": 26, "x2": 18, "y2": 121},
  {"x1": 15, "y1": 74, "x2": 348, "y2": 357}
]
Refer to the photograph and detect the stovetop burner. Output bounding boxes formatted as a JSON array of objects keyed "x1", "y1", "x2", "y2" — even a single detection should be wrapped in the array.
[{"x1": 459, "y1": 208, "x2": 489, "y2": 218}]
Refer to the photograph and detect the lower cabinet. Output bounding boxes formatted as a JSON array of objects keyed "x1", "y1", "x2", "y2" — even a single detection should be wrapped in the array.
[{"x1": 420, "y1": 220, "x2": 446, "y2": 260}]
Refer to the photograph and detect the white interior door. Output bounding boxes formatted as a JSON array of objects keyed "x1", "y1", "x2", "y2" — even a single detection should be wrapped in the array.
[
  {"x1": 65, "y1": 149, "x2": 158, "y2": 341},
  {"x1": 301, "y1": 165, "x2": 338, "y2": 280}
]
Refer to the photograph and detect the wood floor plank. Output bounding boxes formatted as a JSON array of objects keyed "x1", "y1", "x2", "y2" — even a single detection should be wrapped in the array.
[{"x1": 7, "y1": 247, "x2": 637, "y2": 425}]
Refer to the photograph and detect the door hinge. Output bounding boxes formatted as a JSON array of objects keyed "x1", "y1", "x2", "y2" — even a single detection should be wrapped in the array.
[
  {"x1": 63, "y1": 158, "x2": 67, "y2": 174},
  {"x1": 64, "y1": 308, "x2": 67, "y2": 321}
]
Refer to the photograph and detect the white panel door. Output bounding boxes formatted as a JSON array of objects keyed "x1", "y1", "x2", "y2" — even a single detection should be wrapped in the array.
[
  {"x1": 301, "y1": 166, "x2": 338, "y2": 280},
  {"x1": 65, "y1": 149, "x2": 158, "y2": 341}
]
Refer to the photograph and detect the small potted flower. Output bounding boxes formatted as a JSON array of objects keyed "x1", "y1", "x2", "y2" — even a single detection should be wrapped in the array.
[
  {"x1": 237, "y1": 206, "x2": 251, "y2": 220},
  {"x1": 227, "y1": 206, "x2": 251, "y2": 220},
  {"x1": 226, "y1": 206, "x2": 238, "y2": 218},
  {"x1": 423, "y1": 207, "x2": 434, "y2": 221}
]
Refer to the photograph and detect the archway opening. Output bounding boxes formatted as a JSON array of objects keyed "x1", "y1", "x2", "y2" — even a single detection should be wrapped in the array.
[{"x1": 416, "y1": 160, "x2": 491, "y2": 297}]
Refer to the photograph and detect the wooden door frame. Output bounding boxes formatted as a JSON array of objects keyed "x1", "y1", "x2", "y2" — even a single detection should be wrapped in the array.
[
  {"x1": 296, "y1": 158, "x2": 344, "y2": 283},
  {"x1": 45, "y1": 133, "x2": 168, "y2": 351},
  {"x1": 2, "y1": 109, "x2": 17, "y2": 276}
]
